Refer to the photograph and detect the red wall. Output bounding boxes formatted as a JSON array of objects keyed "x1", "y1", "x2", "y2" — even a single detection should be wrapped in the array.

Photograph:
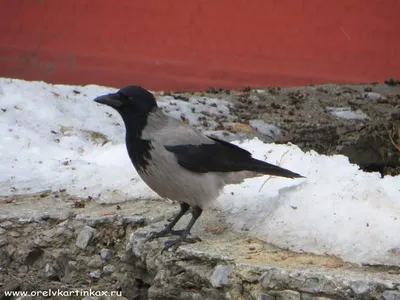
[{"x1": 1, "y1": 0, "x2": 399, "y2": 91}]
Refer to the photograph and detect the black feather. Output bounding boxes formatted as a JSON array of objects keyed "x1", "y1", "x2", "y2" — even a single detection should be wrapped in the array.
[
  {"x1": 165, "y1": 137, "x2": 303, "y2": 178},
  {"x1": 126, "y1": 137, "x2": 153, "y2": 172}
]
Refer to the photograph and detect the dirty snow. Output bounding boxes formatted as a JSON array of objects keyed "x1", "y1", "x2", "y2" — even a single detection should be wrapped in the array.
[
  {"x1": 1, "y1": 78, "x2": 399, "y2": 267},
  {"x1": 362, "y1": 92, "x2": 386, "y2": 101},
  {"x1": 249, "y1": 119, "x2": 282, "y2": 140},
  {"x1": 327, "y1": 107, "x2": 370, "y2": 120}
]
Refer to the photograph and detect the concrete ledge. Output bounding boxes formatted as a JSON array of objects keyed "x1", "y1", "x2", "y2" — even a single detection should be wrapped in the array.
[{"x1": 1, "y1": 192, "x2": 399, "y2": 299}]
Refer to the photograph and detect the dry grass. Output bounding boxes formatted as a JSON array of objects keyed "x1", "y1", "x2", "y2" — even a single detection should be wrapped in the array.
[
  {"x1": 387, "y1": 124, "x2": 400, "y2": 152},
  {"x1": 259, "y1": 150, "x2": 289, "y2": 192}
]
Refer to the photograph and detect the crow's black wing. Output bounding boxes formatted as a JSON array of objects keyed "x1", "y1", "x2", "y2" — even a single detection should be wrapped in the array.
[
  {"x1": 164, "y1": 136, "x2": 252, "y2": 173},
  {"x1": 165, "y1": 136, "x2": 303, "y2": 178}
]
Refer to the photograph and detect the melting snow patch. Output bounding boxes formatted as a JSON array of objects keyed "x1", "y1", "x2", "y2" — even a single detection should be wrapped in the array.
[
  {"x1": 249, "y1": 119, "x2": 282, "y2": 141},
  {"x1": 327, "y1": 107, "x2": 369, "y2": 120},
  {"x1": 362, "y1": 92, "x2": 386, "y2": 101}
]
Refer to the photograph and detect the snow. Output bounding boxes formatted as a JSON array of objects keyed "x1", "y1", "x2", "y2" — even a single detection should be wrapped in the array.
[
  {"x1": 249, "y1": 119, "x2": 282, "y2": 140},
  {"x1": 327, "y1": 107, "x2": 369, "y2": 120},
  {"x1": 362, "y1": 92, "x2": 386, "y2": 101},
  {"x1": 1, "y1": 78, "x2": 400, "y2": 266}
]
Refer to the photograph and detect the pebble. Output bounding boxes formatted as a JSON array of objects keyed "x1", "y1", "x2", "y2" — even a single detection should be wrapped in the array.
[
  {"x1": 120, "y1": 216, "x2": 146, "y2": 225},
  {"x1": 251, "y1": 293, "x2": 275, "y2": 300},
  {"x1": 210, "y1": 265, "x2": 233, "y2": 288},
  {"x1": 180, "y1": 292, "x2": 204, "y2": 300},
  {"x1": 18, "y1": 265, "x2": 29, "y2": 273},
  {"x1": 88, "y1": 255, "x2": 103, "y2": 268},
  {"x1": 76, "y1": 226, "x2": 96, "y2": 249},
  {"x1": 8, "y1": 231, "x2": 20, "y2": 238},
  {"x1": 100, "y1": 248, "x2": 113, "y2": 261},
  {"x1": 85, "y1": 216, "x2": 116, "y2": 227},
  {"x1": 0, "y1": 221, "x2": 14, "y2": 229},
  {"x1": 102, "y1": 264, "x2": 115, "y2": 274},
  {"x1": 270, "y1": 290, "x2": 301, "y2": 300},
  {"x1": 89, "y1": 269, "x2": 102, "y2": 279},
  {"x1": 383, "y1": 290, "x2": 400, "y2": 300},
  {"x1": 0, "y1": 238, "x2": 7, "y2": 247},
  {"x1": 44, "y1": 263, "x2": 57, "y2": 279}
]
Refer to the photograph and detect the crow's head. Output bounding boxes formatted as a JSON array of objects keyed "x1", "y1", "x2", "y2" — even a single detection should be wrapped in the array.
[{"x1": 94, "y1": 86, "x2": 157, "y2": 116}]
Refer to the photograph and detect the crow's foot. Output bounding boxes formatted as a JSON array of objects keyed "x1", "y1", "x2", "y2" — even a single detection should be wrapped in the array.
[
  {"x1": 161, "y1": 235, "x2": 202, "y2": 253},
  {"x1": 148, "y1": 228, "x2": 186, "y2": 240}
]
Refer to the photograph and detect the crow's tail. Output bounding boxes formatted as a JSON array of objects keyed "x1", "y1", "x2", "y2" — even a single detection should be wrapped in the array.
[{"x1": 244, "y1": 158, "x2": 304, "y2": 178}]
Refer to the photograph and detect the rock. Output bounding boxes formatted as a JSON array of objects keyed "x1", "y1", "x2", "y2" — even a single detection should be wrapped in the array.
[
  {"x1": 349, "y1": 280, "x2": 371, "y2": 295},
  {"x1": 6, "y1": 244, "x2": 17, "y2": 258},
  {"x1": 0, "y1": 237, "x2": 8, "y2": 247},
  {"x1": 103, "y1": 264, "x2": 115, "y2": 274},
  {"x1": 119, "y1": 216, "x2": 146, "y2": 226},
  {"x1": 42, "y1": 228, "x2": 56, "y2": 238},
  {"x1": 301, "y1": 277, "x2": 322, "y2": 293},
  {"x1": 44, "y1": 262, "x2": 59, "y2": 279},
  {"x1": 238, "y1": 268, "x2": 262, "y2": 283},
  {"x1": 18, "y1": 265, "x2": 29, "y2": 273},
  {"x1": 0, "y1": 227, "x2": 6, "y2": 234},
  {"x1": 301, "y1": 295, "x2": 332, "y2": 300},
  {"x1": 383, "y1": 290, "x2": 400, "y2": 300},
  {"x1": 129, "y1": 230, "x2": 151, "y2": 258},
  {"x1": 270, "y1": 290, "x2": 301, "y2": 300},
  {"x1": 8, "y1": 231, "x2": 20, "y2": 238},
  {"x1": 251, "y1": 292, "x2": 276, "y2": 300},
  {"x1": 0, "y1": 220, "x2": 14, "y2": 229},
  {"x1": 259, "y1": 269, "x2": 288, "y2": 290},
  {"x1": 55, "y1": 224, "x2": 74, "y2": 237},
  {"x1": 87, "y1": 255, "x2": 104, "y2": 268},
  {"x1": 76, "y1": 225, "x2": 96, "y2": 249},
  {"x1": 180, "y1": 291, "x2": 204, "y2": 300},
  {"x1": 210, "y1": 265, "x2": 233, "y2": 288},
  {"x1": 84, "y1": 216, "x2": 116, "y2": 227},
  {"x1": 100, "y1": 248, "x2": 113, "y2": 261},
  {"x1": 89, "y1": 269, "x2": 102, "y2": 279}
]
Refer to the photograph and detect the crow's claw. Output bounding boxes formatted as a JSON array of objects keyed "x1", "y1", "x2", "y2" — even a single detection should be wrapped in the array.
[
  {"x1": 161, "y1": 235, "x2": 202, "y2": 253},
  {"x1": 170, "y1": 229, "x2": 186, "y2": 236},
  {"x1": 148, "y1": 229, "x2": 168, "y2": 240},
  {"x1": 148, "y1": 228, "x2": 187, "y2": 240}
]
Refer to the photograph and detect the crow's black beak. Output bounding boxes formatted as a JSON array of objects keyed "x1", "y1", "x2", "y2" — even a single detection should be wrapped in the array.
[{"x1": 94, "y1": 93, "x2": 123, "y2": 107}]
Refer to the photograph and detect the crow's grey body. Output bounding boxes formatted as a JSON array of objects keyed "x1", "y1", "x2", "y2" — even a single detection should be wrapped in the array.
[
  {"x1": 138, "y1": 109, "x2": 255, "y2": 208},
  {"x1": 94, "y1": 85, "x2": 303, "y2": 251}
]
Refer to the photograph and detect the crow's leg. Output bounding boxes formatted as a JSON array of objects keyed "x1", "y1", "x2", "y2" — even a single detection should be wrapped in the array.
[
  {"x1": 162, "y1": 206, "x2": 202, "y2": 252},
  {"x1": 149, "y1": 202, "x2": 190, "y2": 239}
]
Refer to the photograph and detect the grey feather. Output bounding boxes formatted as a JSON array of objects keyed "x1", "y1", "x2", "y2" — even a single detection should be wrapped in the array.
[
  {"x1": 139, "y1": 108, "x2": 225, "y2": 208},
  {"x1": 142, "y1": 108, "x2": 213, "y2": 146}
]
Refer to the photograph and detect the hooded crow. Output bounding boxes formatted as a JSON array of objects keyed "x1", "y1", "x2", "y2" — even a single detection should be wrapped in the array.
[{"x1": 94, "y1": 86, "x2": 303, "y2": 251}]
